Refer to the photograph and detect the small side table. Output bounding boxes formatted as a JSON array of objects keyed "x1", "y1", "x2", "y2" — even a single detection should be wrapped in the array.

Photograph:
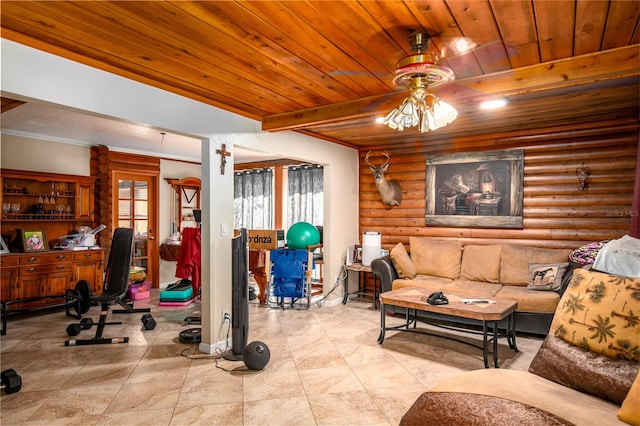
[{"x1": 342, "y1": 263, "x2": 379, "y2": 309}]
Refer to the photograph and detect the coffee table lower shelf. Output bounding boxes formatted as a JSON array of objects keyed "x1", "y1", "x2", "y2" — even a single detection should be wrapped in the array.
[{"x1": 378, "y1": 288, "x2": 519, "y2": 368}]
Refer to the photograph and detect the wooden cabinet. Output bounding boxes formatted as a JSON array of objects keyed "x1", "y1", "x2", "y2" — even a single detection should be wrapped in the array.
[
  {"x1": 0, "y1": 250, "x2": 105, "y2": 309},
  {"x1": 73, "y1": 250, "x2": 105, "y2": 293},
  {"x1": 1, "y1": 169, "x2": 97, "y2": 251},
  {"x1": 76, "y1": 182, "x2": 94, "y2": 220},
  {"x1": 1, "y1": 169, "x2": 96, "y2": 223},
  {"x1": 166, "y1": 177, "x2": 201, "y2": 234},
  {"x1": 0, "y1": 256, "x2": 18, "y2": 304}
]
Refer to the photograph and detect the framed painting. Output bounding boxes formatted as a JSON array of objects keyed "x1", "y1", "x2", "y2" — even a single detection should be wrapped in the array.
[
  {"x1": 425, "y1": 150, "x2": 524, "y2": 228},
  {"x1": 21, "y1": 229, "x2": 49, "y2": 252}
]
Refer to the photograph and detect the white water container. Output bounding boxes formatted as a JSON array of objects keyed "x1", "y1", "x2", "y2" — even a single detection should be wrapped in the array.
[{"x1": 362, "y1": 231, "x2": 381, "y2": 266}]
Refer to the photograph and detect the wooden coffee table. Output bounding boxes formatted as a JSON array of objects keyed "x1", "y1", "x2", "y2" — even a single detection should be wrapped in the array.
[{"x1": 378, "y1": 287, "x2": 518, "y2": 368}]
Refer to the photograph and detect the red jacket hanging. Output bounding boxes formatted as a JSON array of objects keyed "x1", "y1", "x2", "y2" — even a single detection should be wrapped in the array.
[{"x1": 175, "y1": 227, "x2": 201, "y2": 297}]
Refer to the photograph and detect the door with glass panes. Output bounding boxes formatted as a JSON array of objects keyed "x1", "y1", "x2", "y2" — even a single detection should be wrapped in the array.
[{"x1": 114, "y1": 172, "x2": 158, "y2": 287}]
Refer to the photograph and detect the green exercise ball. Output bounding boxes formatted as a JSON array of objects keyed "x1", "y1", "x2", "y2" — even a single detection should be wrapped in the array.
[{"x1": 286, "y1": 222, "x2": 320, "y2": 249}]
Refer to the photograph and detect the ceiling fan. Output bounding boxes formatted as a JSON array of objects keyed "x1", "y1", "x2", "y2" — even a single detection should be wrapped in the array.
[{"x1": 381, "y1": 31, "x2": 459, "y2": 133}]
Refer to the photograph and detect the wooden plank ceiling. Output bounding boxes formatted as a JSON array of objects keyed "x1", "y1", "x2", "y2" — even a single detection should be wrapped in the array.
[{"x1": 1, "y1": 0, "x2": 638, "y2": 150}]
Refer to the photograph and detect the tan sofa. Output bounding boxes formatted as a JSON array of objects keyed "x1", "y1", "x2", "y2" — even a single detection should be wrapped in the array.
[
  {"x1": 371, "y1": 237, "x2": 575, "y2": 335},
  {"x1": 399, "y1": 268, "x2": 640, "y2": 425}
]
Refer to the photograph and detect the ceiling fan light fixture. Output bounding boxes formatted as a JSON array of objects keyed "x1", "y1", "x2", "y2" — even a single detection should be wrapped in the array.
[
  {"x1": 382, "y1": 95, "x2": 420, "y2": 131},
  {"x1": 431, "y1": 97, "x2": 458, "y2": 128},
  {"x1": 383, "y1": 90, "x2": 457, "y2": 133},
  {"x1": 383, "y1": 32, "x2": 458, "y2": 133},
  {"x1": 383, "y1": 75, "x2": 457, "y2": 133}
]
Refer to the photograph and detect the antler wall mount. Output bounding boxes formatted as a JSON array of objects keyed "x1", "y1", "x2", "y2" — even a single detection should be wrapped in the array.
[{"x1": 365, "y1": 150, "x2": 402, "y2": 207}]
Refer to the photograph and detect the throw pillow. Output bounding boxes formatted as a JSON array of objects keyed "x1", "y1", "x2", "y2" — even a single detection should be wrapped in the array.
[
  {"x1": 527, "y1": 262, "x2": 569, "y2": 291},
  {"x1": 409, "y1": 237, "x2": 462, "y2": 279},
  {"x1": 553, "y1": 268, "x2": 640, "y2": 361},
  {"x1": 618, "y1": 372, "x2": 640, "y2": 426},
  {"x1": 460, "y1": 245, "x2": 502, "y2": 283},
  {"x1": 390, "y1": 242, "x2": 416, "y2": 279},
  {"x1": 569, "y1": 240, "x2": 608, "y2": 265}
]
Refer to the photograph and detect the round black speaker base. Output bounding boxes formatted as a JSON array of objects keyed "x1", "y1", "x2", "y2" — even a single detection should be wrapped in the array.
[
  {"x1": 221, "y1": 349, "x2": 244, "y2": 361},
  {"x1": 179, "y1": 328, "x2": 201, "y2": 343}
]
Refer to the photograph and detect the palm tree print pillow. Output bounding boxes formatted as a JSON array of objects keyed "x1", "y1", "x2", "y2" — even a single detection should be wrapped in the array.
[{"x1": 554, "y1": 268, "x2": 640, "y2": 361}]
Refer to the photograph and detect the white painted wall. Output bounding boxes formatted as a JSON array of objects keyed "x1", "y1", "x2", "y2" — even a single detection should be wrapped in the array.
[
  {"x1": 1, "y1": 39, "x2": 359, "y2": 351},
  {"x1": 0, "y1": 134, "x2": 90, "y2": 176}
]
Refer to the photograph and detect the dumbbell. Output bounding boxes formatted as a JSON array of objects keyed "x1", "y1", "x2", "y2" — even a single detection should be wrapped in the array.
[
  {"x1": 1, "y1": 369, "x2": 22, "y2": 394},
  {"x1": 66, "y1": 318, "x2": 95, "y2": 336},
  {"x1": 141, "y1": 313, "x2": 156, "y2": 330}
]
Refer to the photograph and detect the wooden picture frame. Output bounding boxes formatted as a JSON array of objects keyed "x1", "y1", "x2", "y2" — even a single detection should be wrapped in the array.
[
  {"x1": 21, "y1": 229, "x2": 49, "y2": 252},
  {"x1": 425, "y1": 150, "x2": 524, "y2": 229}
]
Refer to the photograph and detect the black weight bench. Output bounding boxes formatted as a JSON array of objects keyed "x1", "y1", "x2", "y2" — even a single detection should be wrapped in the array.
[{"x1": 65, "y1": 228, "x2": 136, "y2": 346}]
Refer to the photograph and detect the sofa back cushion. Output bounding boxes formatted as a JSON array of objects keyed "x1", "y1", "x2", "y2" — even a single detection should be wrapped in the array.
[
  {"x1": 460, "y1": 245, "x2": 502, "y2": 283},
  {"x1": 389, "y1": 242, "x2": 416, "y2": 279},
  {"x1": 500, "y1": 244, "x2": 571, "y2": 286},
  {"x1": 409, "y1": 237, "x2": 462, "y2": 279}
]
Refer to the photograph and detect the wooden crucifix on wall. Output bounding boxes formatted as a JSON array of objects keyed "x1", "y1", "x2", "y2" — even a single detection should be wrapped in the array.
[{"x1": 216, "y1": 143, "x2": 231, "y2": 175}]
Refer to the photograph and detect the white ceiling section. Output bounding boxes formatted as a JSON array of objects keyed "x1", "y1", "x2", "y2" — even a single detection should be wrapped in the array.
[
  {"x1": 1, "y1": 99, "x2": 201, "y2": 161},
  {"x1": 0, "y1": 38, "x2": 280, "y2": 164},
  {"x1": 0, "y1": 98, "x2": 281, "y2": 164}
]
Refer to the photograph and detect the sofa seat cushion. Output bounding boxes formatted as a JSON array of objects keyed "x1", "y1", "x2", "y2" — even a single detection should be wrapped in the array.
[
  {"x1": 495, "y1": 286, "x2": 560, "y2": 313},
  {"x1": 400, "y1": 391, "x2": 573, "y2": 426},
  {"x1": 409, "y1": 237, "x2": 462, "y2": 279},
  {"x1": 428, "y1": 369, "x2": 624, "y2": 425},
  {"x1": 392, "y1": 275, "x2": 452, "y2": 292},
  {"x1": 500, "y1": 244, "x2": 572, "y2": 286},
  {"x1": 444, "y1": 279, "x2": 502, "y2": 298}
]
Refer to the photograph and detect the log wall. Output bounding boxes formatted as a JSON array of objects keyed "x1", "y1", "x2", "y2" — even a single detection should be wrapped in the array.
[{"x1": 359, "y1": 119, "x2": 639, "y2": 253}]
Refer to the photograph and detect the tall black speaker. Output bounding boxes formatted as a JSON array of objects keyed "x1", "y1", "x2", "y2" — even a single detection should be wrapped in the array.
[{"x1": 222, "y1": 228, "x2": 249, "y2": 361}]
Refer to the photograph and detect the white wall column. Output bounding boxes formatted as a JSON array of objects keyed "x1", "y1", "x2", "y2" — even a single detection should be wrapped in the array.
[{"x1": 199, "y1": 137, "x2": 234, "y2": 352}]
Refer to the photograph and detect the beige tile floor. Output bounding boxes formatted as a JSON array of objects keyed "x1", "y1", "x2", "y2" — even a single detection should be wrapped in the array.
[{"x1": 1, "y1": 290, "x2": 543, "y2": 425}]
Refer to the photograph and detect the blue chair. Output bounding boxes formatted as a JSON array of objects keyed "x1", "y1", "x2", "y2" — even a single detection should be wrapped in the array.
[{"x1": 268, "y1": 249, "x2": 313, "y2": 309}]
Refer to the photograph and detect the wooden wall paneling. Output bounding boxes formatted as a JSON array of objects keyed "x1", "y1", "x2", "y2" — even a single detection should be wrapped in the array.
[
  {"x1": 358, "y1": 121, "x2": 638, "y2": 257},
  {"x1": 90, "y1": 145, "x2": 160, "y2": 249}
]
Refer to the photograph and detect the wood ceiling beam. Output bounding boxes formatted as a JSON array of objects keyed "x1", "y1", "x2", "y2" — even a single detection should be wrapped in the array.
[
  {"x1": 262, "y1": 45, "x2": 640, "y2": 132},
  {"x1": 1, "y1": 97, "x2": 26, "y2": 113}
]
